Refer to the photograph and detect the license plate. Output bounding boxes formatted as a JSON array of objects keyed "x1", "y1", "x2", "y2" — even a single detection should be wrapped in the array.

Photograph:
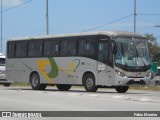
[{"x1": 134, "y1": 78, "x2": 140, "y2": 81}]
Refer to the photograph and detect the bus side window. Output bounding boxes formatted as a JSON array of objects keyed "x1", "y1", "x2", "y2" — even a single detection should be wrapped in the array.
[
  {"x1": 55, "y1": 44, "x2": 59, "y2": 55},
  {"x1": 28, "y1": 42, "x2": 34, "y2": 57},
  {"x1": 15, "y1": 43, "x2": 22, "y2": 57},
  {"x1": 44, "y1": 39, "x2": 60, "y2": 57},
  {"x1": 98, "y1": 42, "x2": 109, "y2": 64},
  {"x1": 8, "y1": 43, "x2": 15, "y2": 58},
  {"x1": 44, "y1": 41, "x2": 51, "y2": 56},
  {"x1": 21, "y1": 42, "x2": 28, "y2": 57},
  {"x1": 78, "y1": 39, "x2": 85, "y2": 55},
  {"x1": 51, "y1": 40, "x2": 59, "y2": 56},
  {"x1": 68, "y1": 39, "x2": 77, "y2": 56},
  {"x1": 28, "y1": 41, "x2": 43, "y2": 57},
  {"x1": 36, "y1": 42, "x2": 43, "y2": 57},
  {"x1": 78, "y1": 38, "x2": 95, "y2": 56},
  {"x1": 85, "y1": 39, "x2": 95, "y2": 55},
  {"x1": 60, "y1": 40, "x2": 68, "y2": 56},
  {"x1": 15, "y1": 42, "x2": 28, "y2": 58}
]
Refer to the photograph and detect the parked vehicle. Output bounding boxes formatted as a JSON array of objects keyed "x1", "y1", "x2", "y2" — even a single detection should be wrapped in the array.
[
  {"x1": 151, "y1": 67, "x2": 160, "y2": 85},
  {"x1": 0, "y1": 53, "x2": 12, "y2": 87}
]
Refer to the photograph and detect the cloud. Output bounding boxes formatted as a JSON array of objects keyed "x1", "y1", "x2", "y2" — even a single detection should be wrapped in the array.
[{"x1": 2, "y1": 0, "x2": 23, "y2": 7}]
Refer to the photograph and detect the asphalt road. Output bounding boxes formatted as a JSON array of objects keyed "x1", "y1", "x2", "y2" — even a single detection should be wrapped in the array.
[{"x1": 0, "y1": 86, "x2": 160, "y2": 120}]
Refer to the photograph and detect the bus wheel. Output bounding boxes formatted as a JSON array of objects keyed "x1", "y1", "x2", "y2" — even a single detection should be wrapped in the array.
[
  {"x1": 83, "y1": 74, "x2": 98, "y2": 92},
  {"x1": 115, "y1": 86, "x2": 129, "y2": 93},
  {"x1": 4, "y1": 83, "x2": 11, "y2": 87},
  {"x1": 155, "y1": 81, "x2": 159, "y2": 86},
  {"x1": 30, "y1": 73, "x2": 47, "y2": 90},
  {"x1": 39, "y1": 84, "x2": 47, "y2": 90},
  {"x1": 56, "y1": 84, "x2": 72, "y2": 91}
]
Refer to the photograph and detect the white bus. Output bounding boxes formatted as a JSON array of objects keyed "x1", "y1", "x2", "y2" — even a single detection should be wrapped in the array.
[
  {"x1": 6, "y1": 31, "x2": 151, "y2": 93},
  {"x1": 0, "y1": 53, "x2": 12, "y2": 86}
]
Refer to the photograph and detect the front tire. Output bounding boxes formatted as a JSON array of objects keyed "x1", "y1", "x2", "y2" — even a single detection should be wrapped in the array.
[
  {"x1": 83, "y1": 74, "x2": 98, "y2": 92},
  {"x1": 155, "y1": 81, "x2": 159, "y2": 86},
  {"x1": 30, "y1": 73, "x2": 47, "y2": 90},
  {"x1": 115, "y1": 86, "x2": 129, "y2": 93},
  {"x1": 56, "y1": 84, "x2": 72, "y2": 91},
  {"x1": 4, "y1": 83, "x2": 11, "y2": 87}
]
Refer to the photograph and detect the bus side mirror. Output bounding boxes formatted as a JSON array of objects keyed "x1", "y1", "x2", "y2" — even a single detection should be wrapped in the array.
[{"x1": 112, "y1": 40, "x2": 117, "y2": 55}]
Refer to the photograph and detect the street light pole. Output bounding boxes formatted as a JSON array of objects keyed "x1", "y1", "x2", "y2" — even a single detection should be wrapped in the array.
[
  {"x1": 1, "y1": 0, "x2": 2, "y2": 53},
  {"x1": 134, "y1": 0, "x2": 136, "y2": 33},
  {"x1": 46, "y1": 0, "x2": 49, "y2": 35}
]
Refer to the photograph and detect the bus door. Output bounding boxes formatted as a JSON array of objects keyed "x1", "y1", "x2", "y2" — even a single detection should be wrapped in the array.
[{"x1": 97, "y1": 40, "x2": 110, "y2": 85}]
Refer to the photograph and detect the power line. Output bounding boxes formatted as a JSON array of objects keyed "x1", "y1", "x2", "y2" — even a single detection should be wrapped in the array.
[
  {"x1": 1, "y1": 0, "x2": 33, "y2": 13},
  {"x1": 138, "y1": 13, "x2": 160, "y2": 16},
  {"x1": 155, "y1": 25, "x2": 160, "y2": 27},
  {"x1": 80, "y1": 14, "x2": 134, "y2": 33}
]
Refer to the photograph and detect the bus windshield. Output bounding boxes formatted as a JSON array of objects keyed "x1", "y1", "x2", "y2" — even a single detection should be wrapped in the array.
[
  {"x1": 0, "y1": 58, "x2": 5, "y2": 66},
  {"x1": 115, "y1": 37, "x2": 151, "y2": 71}
]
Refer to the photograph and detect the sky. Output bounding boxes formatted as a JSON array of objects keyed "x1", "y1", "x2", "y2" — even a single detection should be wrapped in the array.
[{"x1": 0, "y1": 0, "x2": 160, "y2": 53}]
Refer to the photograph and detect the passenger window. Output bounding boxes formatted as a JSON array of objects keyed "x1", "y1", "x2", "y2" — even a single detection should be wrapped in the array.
[
  {"x1": 98, "y1": 42, "x2": 109, "y2": 63},
  {"x1": 21, "y1": 42, "x2": 28, "y2": 57},
  {"x1": 68, "y1": 40, "x2": 77, "y2": 55},
  {"x1": 50, "y1": 40, "x2": 59, "y2": 56},
  {"x1": 36, "y1": 42, "x2": 43, "y2": 57},
  {"x1": 15, "y1": 43, "x2": 21, "y2": 57},
  {"x1": 28, "y1": 42, "x2": 34, "y2": 57},
  {"x1": 15, "y1": 42, "x2": 28, "y2": 57},
  {"x1": 28, "y1": 41, "x2": 43, "y2": 57},
  {"x1": 78, "y1": 38, "x2": 95, "y2": 56},
  {"x1": 78, "y1": 39, "x2": 85, "y2": 55},
  {"x1": 8, "y1": 43, "x2": 15, "y2": 58},
  {"x1": 60, "y1": 40, "x2": 68, "y2": 56},
  {"x1": 44, "y1": 41, "x2": 51, "y2": 56}
]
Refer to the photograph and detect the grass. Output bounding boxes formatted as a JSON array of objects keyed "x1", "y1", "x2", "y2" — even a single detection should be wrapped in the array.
[
  {"x1": 10, "y1": 82, "x2": 30, "y2": 87},
  {"x1": 130, "y1": 85, "x2": 160, "y2": 91}
]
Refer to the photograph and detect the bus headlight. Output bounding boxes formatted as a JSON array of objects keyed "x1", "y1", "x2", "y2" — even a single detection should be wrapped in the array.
[{"x1": 115, "y1": 70, "x2": 126, "y2": 77}]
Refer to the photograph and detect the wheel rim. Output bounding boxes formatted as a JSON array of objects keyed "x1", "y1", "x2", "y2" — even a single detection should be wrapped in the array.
[
  {"x1": 86, "y1": 77, "x2": 94, "y2": 89},
  {"x1": 32, "y1": 76, "x2": 39, "y2": 87}
]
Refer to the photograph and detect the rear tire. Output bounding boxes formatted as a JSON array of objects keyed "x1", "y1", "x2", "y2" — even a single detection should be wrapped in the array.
[
  {"x1": 56, "y1": 84, "x2": 72, "y2": 91},
  {"x1": 83, "y1": 74, "x2": 98, "y2": 92},
  {"x1": 115, "y1": 86, "x2": 129, "y2": 93},
  {"x1": 30, "y1": 73, "x2": 47, "y2": 90}
]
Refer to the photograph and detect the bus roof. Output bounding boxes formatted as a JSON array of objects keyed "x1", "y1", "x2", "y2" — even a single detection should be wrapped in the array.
[{"x1": 8, "y1": 31, "x2": 144, "y2": 41}]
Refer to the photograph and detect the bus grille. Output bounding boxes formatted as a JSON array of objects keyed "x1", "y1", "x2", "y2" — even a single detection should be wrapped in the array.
[{"x1": 126, "y1": 80, "x2": 146, "y2": 85}]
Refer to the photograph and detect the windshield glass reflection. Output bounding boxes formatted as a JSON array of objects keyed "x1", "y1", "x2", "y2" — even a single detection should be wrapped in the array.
[{"x1": 115, "y1": 37, "x2": 150, "y2": 70}]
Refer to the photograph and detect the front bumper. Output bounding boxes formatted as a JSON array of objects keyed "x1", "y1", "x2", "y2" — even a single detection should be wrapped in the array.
[
  {"x1": 0, "y1": 74, "x2": 13, "y2": 84},
  {"x1": 116, "y1": 76, "x2": 151, "y2": 86},
  {"x1": 0, "y1": 80, "x2": 13, "y2": 84}
]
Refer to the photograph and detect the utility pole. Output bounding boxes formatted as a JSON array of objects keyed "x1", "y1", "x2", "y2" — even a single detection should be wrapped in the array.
[
  {"x1": 0, "y1": 0, "x2": 2, "y2": 53},
  {"x1": 134, "y1": 0, "x2": 136, "y2": 33},
  {"x1": 46, "y1": 0, "x2": 49, "y2": 35}
]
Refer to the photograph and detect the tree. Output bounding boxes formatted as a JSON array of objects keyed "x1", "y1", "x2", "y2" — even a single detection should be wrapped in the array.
[
  {"x1": 144, "y1": 33, "x2": 160, "y2": 64},
  {"x1": 144, "y1": 33, "x2": 157, "y2": 45}
]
